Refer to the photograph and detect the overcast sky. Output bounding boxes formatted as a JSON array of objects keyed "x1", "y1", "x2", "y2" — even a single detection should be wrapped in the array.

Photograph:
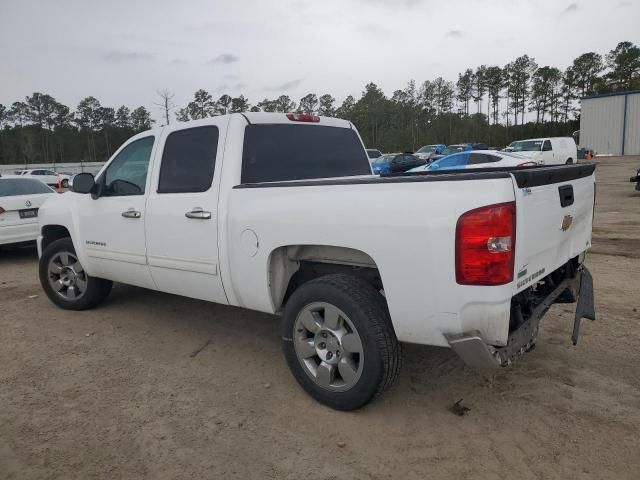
[{"x1": 1, "y1": 0, "x2": 639, "y2": 121}]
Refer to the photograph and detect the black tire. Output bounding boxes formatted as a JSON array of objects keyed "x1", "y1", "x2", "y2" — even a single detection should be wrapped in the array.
[
  {"x1": 39, "y1": 237, "x2": 112, "y2": 310},
  {"x1": 282, "y1": 274, "x2": 401, "y2": 411},
  {"x1": 565, "y1": 158, "x2": 574, "y2": 164}
]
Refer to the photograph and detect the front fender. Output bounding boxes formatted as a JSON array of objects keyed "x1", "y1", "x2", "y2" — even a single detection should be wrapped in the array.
[{"x1": 37, "y1": 193, "x2": 90, "y2": 272}]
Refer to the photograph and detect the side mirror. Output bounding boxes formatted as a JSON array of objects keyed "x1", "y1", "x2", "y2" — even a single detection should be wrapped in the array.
[{"x1": 71, "y1": 173, "x2": 95, "y2": 194}]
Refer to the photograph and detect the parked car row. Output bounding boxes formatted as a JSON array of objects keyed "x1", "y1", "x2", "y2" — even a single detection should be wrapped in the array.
[{"x1": 368, "y1": 136, "x2": 579, "y2": 175}]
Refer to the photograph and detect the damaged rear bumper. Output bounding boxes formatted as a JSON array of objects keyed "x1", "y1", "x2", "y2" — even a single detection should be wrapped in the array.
[{"x1": 445, "y1": 264, "x2": 595, "y2": 368}]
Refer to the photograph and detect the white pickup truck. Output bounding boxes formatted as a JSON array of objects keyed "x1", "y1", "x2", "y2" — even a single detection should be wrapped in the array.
[{"x1": 36, "y1": 112, "x2": 596, "y2": 410}]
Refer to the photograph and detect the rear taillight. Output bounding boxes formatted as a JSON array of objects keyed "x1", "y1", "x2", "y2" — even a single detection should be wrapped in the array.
[
  {"x1": 517, "y1": 161, "x2": 537, "y2": 167},
  {"x1": 0, "y1": 207, "x2": 5, "y2": 215},
  {"x1": 286, "y1": 113, "x2": 320, "y2": 122},
  {"x1": 455, "y1": 201, "x2": 516, "y2": 285}
]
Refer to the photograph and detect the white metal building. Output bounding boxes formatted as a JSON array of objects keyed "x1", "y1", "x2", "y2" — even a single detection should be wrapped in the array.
[{"x1": 580, "y1": 90, "x2": 640, "y2": 155}]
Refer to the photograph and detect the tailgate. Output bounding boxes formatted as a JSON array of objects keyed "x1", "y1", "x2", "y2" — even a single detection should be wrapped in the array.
[{"x1": 511, "y1": 164, "x2": 595, "y2": 293}]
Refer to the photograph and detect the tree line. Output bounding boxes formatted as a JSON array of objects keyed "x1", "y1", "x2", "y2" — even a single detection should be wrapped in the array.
[
  {"x1": 1, "y1": 41, "x2": 638, "y2": 165},
  {"x1": 0, "y1": 95, "x2": 153, "y2": 166}
]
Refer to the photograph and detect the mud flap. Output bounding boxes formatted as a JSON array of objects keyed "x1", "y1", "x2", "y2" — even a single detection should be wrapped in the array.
[{"x1": 571, "y1": 267, "x2": 595, "y2": 345}]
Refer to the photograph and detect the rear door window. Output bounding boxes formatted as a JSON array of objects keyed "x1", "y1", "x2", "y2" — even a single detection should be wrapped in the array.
[
  {"x1": 241, "y1": 124, "x2": 370, "y2": 183},
  {"x1": 158, "y1": 126, "x2": 219, "y2": 193}
]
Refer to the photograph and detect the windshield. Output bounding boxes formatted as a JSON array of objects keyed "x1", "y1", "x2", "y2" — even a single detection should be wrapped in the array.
[
  {"x1": 372, "y1": 154, "x2": 394, "y2": 165},
  {"x1": 416, "y1": 146, "x2": 435, "y2": 154},
  {"x1": 0, "y1": 178, "x2": 54, "y2": 196},
  {"x1": 428, "y1": 152, "x2": 469, "y2": 170},
  {"x1": 366, "y1": 149, "x2": 382, "y2": 159},
  {"x1": 442, "y1": 145, "x2": 466, "y2": 155},
  {"x1": 509, "y1": 140, "x2": 543, "y2": 152}
]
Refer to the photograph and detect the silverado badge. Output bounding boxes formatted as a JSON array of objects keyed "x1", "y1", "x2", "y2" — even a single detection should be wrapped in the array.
[{"x1": 561, "y1": 215, "x2": 573, "y2": 232}]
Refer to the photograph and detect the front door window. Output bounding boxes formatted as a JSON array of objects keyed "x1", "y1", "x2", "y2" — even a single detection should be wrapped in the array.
[{"x1": 100, "y1": 136, "x2": 154, "y2": 196}]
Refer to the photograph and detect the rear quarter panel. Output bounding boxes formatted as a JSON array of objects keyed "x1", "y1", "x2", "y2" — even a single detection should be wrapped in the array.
[{"x1": 223, "y1": 177, "x2": 517, "y2": 347}]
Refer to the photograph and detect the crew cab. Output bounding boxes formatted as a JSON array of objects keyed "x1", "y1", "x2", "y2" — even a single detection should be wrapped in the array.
[{"x1": 36, "y1": 112, "x2": 596, "y2": 410}]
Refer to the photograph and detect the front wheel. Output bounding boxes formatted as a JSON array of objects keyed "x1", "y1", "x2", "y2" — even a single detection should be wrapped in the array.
[
  {"x1": 39, "y1": 237, "x2": 112, "y2": 310},
  {"x1": 282, "y1": 274, "x2": 401, "y2": 410}
]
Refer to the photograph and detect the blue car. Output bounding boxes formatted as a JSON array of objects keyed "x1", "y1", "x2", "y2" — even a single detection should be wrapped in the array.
[
  {"x1": 371, "y1": 154, "x2": 394, "y2": 174},
  {"x1": 371, "y1": 153, "x2": 425, "y2": 175}
]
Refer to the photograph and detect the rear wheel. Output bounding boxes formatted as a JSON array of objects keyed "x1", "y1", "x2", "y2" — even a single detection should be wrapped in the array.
[
  {"x1": 282, "y1": 274, "x2": 401, "y2": 410},
  {"x1": 39, "y1": 237, "x2": 112, "y2": 310},
  {"x1": 565, "y1": 158, "x2": 574, "y2": 164}
]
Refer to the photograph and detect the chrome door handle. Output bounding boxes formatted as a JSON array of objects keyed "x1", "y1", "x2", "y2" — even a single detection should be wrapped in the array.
[
  {"x1": 185, "y1": 208, "x2": 212, "y2": 220},
  {"x1": 121, "y1": 210, "x2": 141, "y2": 219}
]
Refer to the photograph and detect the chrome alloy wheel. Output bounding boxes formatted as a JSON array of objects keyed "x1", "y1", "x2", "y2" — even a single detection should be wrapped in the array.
[
  {"x1": 293, "y1": 302, "x2": 364, "y2": 392},
  {"x1": 47, "y1": 251, "x2": 87, "y2": 301}
]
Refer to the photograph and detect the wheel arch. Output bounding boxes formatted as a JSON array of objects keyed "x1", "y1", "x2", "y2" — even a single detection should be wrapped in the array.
[
  {"x1": 267, "y1": 245, "x2": 384, "y2": 312},
  {"x1": 41, "y1": 224, "x2": 72, "y2": 252}
]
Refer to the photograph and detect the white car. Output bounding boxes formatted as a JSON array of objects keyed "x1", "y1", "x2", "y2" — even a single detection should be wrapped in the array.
[
  {"x1": 0, "y1": 177, "x2": 55, "y2": 246},
  {"x1": 407, "y1": 150, "x2": 539, "y2": 172},
  {"x1": 17, "y1": 169, "x2": 71, "y2": 188},
  {"x1": 35, "y1": 112, "x2": 595, "y2": 410},
  {"x1": 504, "y1": 137, "x2": 577, "y2": 165}
]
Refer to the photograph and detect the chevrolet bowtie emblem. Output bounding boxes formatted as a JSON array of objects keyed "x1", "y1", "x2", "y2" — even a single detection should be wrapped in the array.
[{"x1": 561, "y1": 215, "x2": 573, "y2": 231}]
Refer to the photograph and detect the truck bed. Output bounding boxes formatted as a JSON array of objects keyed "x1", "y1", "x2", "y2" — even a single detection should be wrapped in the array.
[{"x1": 229, "y1": 163, "x2": 596, "y2": 350}]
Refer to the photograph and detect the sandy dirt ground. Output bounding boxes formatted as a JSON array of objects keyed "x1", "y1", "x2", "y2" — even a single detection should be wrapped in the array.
[{"x1": 1, "y1": 157, "x2": 639, "y2": 480}]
